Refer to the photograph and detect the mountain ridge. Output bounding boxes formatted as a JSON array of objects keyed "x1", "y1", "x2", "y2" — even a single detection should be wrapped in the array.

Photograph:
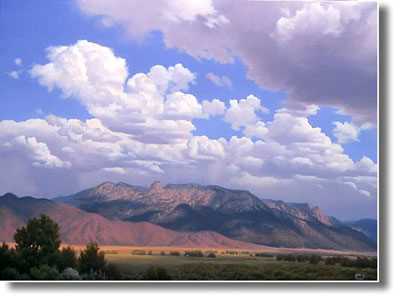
[
  {"x1": 55, "y1": 181, "x2": 377, "y2": 251},
  {"x1": 0, "y1": 193, "x2": 266, "y2": 249}
]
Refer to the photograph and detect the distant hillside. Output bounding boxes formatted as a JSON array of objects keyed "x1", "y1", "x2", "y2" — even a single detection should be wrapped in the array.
[
  {"x1": 345, "y1": 219, "x2": 377, "y2": 243},
  {"x1": 0, "y1": 193, "x2": 265, "y2": 249},
  {"x1": 56, "y1": 181, "x2": 376, "y2": 251},
  {"x1": 262, "y1": 199, "x2": 337, "y2": 226}
]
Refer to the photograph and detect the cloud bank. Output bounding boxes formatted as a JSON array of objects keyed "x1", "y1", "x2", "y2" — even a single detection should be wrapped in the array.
[
  {"x1": 76, "y1": 0, "x2": 377, "y2": 124},
  {"x1": 0, "y1": 39, "x2": 377, "y2": 219}
]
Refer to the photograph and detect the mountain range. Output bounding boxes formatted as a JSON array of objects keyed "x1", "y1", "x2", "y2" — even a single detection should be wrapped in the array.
[
  {"x1": 0, "y1": 181, "x2": 377, "y2": 251},
  {"x1": 52, "y1": 181, "x2": 376, "y2": 251},
  {"x1": 0, "y1": 193, "x2": 264, "y2": 249},
  {"x1": 344, "y1": 219, "x2": 377, "y2": 243}
]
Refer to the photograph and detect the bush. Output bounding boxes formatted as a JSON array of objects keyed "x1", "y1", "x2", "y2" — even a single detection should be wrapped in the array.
[
  {"x1": 255, "y1": 252, "x2": 274, "y2": 258},
  {"x1": 61, "y1": 267, "x2": 81, "y2": 280},
  {"x1": 207, "y1": 252, "x2": 217, "y2": 258},
  {"x1": 30, "y1": 264, "x2": 61, "y2": 280},
  {"x1": 57, "y1": 246, "x2": 78, "y2": 270},
  {"x1": 103, "y1": 250, "x2": 119, "y2": 255},
  {"x1": 131, "y1": 249, "x2": 146, "y2": 255},
  {"x1": 295, "y1": 254, "x2": 308, "y2": 262},
  {"x1": 104, "y1": 263, "x2": 122, "y2": 280},
  {"x1": 80, "y1": 271, "x2": 106, "y2": 280},
  {"x1": 142, "y1": 266, "x2": 171, "y2": 280},
  {"x1": 276, "y1": 254, "x2": 296, "y2": 262},
  {"x1": 184, "y1": 250, "x2": 204, "y2": 257},
  {"x1": 169, "y1": 251, "x2": 180, "y2": 256},
  {"x1": 324, "y1": 256, "x2": 377, "y2": 269},
  {"x1": 147, "y1": 250, "x2": 153, "y2": 255},
  {"x1": 78, "y1": 242, "x2": 106, "y2": 275},
  {"x1": 0, "y1": 267, "x2": 20, "y2": 280},
  {"x1": 225, "y1": 250, "x2": 238, "y2": 256},
  {"x1": 308, "y1": 255, "x2": 322, "y2": 264}
]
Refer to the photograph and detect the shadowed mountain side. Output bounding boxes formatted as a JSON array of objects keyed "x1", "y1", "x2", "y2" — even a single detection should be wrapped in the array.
[
  {"x1": 57, "y1": 182, "x2": 376, "y2": 251},
  {"x1": 0, "y1": 193, "x2": 265, "y2": 249},
  {"x1": 345, "y1": 219, "x2": 377, "y2": 243}
]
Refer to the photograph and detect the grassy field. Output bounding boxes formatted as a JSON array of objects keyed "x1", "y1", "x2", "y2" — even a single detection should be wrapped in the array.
[
  {"x1": 4, "y1": 243, "x2": 377, "y2": 280},
  {"x1": 102, "y1": 249, "x2": 377, "y2": 281},
  {"x1": 59, "y1": 244, "x2": 376, "y2": 257}
]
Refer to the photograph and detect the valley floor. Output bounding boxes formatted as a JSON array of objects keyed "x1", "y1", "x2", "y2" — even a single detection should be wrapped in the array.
[
  {"x1": 60, "y1": 244, "x2": 377, "y2": 257},
  {"x1": 105, "y1": 253, "x2": 377, "y2": 281},
  {"x1": 75, "y1": 244, "x2": 376, "y2": 281}
]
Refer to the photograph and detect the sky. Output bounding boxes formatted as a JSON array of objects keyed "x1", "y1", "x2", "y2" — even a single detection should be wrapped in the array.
[{"x1": 0, "y1": 0, "x2": 377, "y2": 220}]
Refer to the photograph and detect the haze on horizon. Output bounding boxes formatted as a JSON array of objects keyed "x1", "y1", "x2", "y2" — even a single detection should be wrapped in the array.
[{"x1": 0, "y1": 0, "x2": 377, "y2": 220}]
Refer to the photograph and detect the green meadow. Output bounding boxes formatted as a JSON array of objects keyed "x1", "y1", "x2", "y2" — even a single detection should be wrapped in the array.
[{"x1": 105, "y1": 252, "x2": 378, "y2": 281}]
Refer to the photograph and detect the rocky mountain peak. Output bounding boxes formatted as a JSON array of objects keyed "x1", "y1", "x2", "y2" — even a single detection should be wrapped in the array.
[
  {"x1": 84, "y1": 181, "x2": 143, "y2": 201},
  {"x1": 149, "y1": 181, "x2": 163, "y2": 193},
  {"x1": 1, "y1": 193, "x2": 18, "y2": 200},
  {"x1": 311, "y1": 206, "x2": 333, "y2": 226},
  {"x1": 95, "y1": 181, "x2": 116, "y2": 191}
]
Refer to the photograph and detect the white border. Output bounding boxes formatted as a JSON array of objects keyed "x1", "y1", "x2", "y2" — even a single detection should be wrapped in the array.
[{"x1": 1, "y1": 0, "x2": 381, "y2": 285}]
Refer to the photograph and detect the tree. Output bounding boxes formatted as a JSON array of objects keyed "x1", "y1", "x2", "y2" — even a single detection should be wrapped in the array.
[
  {"x1": 57, "y1": 246, "x2": 78, "y2": 271},
  {"x1": 78, "y1": 242, "x2": 106, "y2": 275},
  {"x1": 14, "y1": 215, "x2": 61, "y2": 271},
  {"x1": 0, "y1": 243, "x2": 16, "y2": 270}
]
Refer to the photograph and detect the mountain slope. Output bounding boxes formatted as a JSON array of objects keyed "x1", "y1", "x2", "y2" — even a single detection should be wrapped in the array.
[
  {"x1": 0, "y1": 193, "x2": 265, "y2": 249},
  {"x1": 58, "y1": 182, "x2": 376, "y2": 251},
  {"x1": 345, "y1": 219, "x2": 377, "y2": 243}
]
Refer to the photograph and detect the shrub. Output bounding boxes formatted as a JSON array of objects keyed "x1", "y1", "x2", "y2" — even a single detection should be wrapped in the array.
[
  {"x1": 207, "y1": 252, "x2": 217, "y2": 258},
  {"x1": 324, "y1": 256, "x2": 377, "y2": 269},
  {"x1": 276, "y1": 254, "x2": 296, "y2": 262},
  {"x1": 255, "y1": 252, "x2": 274, "y2": 258},
  {"x1": 103, "y1": 250, "x2": 119, "y2": 255},
  {"x1": 225, "y1": 250, "x2": 238, "y2": 256},
  {"x1": 104, "y1": 263, "x2": 122, "y2": 280},
  {"x1": 30, "y1": 264, "x2": 61, "y2": 280},
  {"x1": 184, "y1": 250, "x2": 204, "y2": 257},
  {"x1": 61, "y1": 267, "x2": 81, "y2": 280},
  {"x1": 57, "y1": 246, "x2": 78, "y2": 270},
  {"x1": 295, "y1": 254, "x2": 308, "y2": 262},
  {"x1": 0, "y1": 267, "x2": 20, "y2": 280},
  {"x1": 309, "y1": 255, "x2": 322, "y2": 265},
  {"x1": 169, "y1": 251, "x2": 180, "y2": 256},
  {"x1": 131, "y1": 249, "x2": 146, "y2": 255},
  {"x1": 142, "y1": 266, "x2": 171, "y2": 280},
  {"x1": 78, "y1": 242, "x2": 106, "y2": 275}
]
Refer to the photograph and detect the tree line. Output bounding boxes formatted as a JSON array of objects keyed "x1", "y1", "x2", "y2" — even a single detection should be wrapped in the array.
[{"x1": 0, "y1": 214, "x2": 120, "y2": 280}]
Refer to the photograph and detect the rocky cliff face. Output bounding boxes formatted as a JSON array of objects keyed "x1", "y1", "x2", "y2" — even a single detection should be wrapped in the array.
[
  {"x1": 263, "y1": 199, "x2": 336, "y2": 226},
  {"x1": 56, "y1": 182, "x2": 376, "y2": 251}
]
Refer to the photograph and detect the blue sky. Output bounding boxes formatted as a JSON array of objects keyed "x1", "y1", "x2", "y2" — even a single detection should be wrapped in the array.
[
  {"x1": 0, "y1": 0, "x2": 376, "y2": 161},
  {"x1": 0, "y1": 0, "x2": 377, "y2": 219}
]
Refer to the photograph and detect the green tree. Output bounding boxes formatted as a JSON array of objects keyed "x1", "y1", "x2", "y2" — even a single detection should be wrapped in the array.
[
  {"x1": 78, "y1": 242, "x2": 106, "y2": 275},
  {"x1": 14, "y1": 215, "x2": 61, "y2": 271},
  {"x1": 57, "y1": 246, "x2": 78, "y2": 270},
  {"x1": 0, "y1": 243, "x2": 16, "y2": 270}
]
